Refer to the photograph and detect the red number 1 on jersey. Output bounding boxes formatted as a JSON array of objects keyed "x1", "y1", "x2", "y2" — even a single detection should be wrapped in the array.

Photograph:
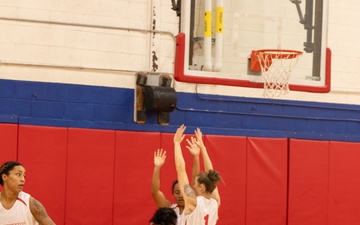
[{"x1": 204, "y1": 214, "x2": 209, "y2": 225}]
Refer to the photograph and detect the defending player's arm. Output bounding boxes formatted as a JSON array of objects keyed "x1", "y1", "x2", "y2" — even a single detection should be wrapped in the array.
[
  {"x1": 151, "y1": 149, "x2": 172, "y2": 208},
  {"x1": 174, "y1": 125, "x2": 197, "y2": 214},
  {"x1": 29, "y1": 197, "x2": 56, "y2": 225}
]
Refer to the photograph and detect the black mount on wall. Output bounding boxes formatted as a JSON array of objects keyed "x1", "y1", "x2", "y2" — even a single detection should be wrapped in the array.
[{"x1": 135, "y1": 72, "x2": 177, "y2": 125}]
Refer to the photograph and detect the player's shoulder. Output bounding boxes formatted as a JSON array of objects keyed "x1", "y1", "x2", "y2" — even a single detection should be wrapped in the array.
[
  {"x1": 170, "y1": 203, "x2": 177, "y2": 208},
  {"x1": 18, "y1": 191, "x2": 31, "y2": 199}
]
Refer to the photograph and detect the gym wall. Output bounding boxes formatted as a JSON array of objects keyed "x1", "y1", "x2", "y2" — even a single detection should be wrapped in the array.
[{"x1": 1, "y1": 123, "x2": 360, "y2": 225}]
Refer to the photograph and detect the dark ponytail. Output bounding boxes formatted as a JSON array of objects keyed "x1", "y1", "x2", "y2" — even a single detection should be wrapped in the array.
[{"x1": 197, "y1": 169, "x2": 222, "y2": 193}]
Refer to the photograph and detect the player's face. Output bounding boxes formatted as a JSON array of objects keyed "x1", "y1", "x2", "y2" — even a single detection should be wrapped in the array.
[
  {"x1": 3, "y1": 166, "x2": 26, "y2": 192},
  {"x1": 173, "y1": 183, "x2": 184, "y2": 207}
]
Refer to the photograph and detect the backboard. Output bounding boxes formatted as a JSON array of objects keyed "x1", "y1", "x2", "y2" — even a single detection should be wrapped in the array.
[{"x1": 174, "y1": 0, "x2": 330, "y2": 93}]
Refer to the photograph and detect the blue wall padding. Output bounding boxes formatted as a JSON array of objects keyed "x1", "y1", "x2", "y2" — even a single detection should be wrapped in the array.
[
  {"x1": 2, "y1": 79, "x2": 360, "y2": 142},
  {"x1": 3, "y1": 124, "x2": 360, "y2": 224},
  {"x1": 288, "y1": 139, "x2": 329, "y2": 225},
  {"x1": 246, "y1": 137, "x2": 288, "y2": 225},
  {"x1": 329, "y1": 141, "x2": 360, "y2": 225},
  {"x1": 17, "y1": 125, "x2": 68, "y2": 225}
]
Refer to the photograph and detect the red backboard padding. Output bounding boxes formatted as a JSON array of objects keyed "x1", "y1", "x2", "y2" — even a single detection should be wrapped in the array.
[
  {"x1": 0, "y1": 123, "x2": 18, "y2": 163},
  {"x1": 66, "y1": 128, "x2": 115, "y2": 224},
  {"x1": 288, "y1": 139, "x2": 329, "y2": 225},
  {"x1": 17, "y1": 125, "x2": 67, "y2": 225},
  {"x1": 328, "y1": 141, "x2": 360, "y2": 225},
  {"x1": 246, "y1": 137, "x2": 288, "y2": 225},
  {"x1": 114, "y1": 130, "x2": 161, "y2": 224}
]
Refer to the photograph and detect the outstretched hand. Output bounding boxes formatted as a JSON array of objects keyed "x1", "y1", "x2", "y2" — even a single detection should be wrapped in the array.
[
  {"x1": 186, "y1": 137, "x2": 200, "y2": 156},
  {"x1": 174, "y1": 124, "x2": 186, "y2": 144},
  {"x1": 194, "y1": 127, "x2": 205, "y2": 150},
  {"x1": 154, "y1": 149, "x2": 166, "y2": 167}
]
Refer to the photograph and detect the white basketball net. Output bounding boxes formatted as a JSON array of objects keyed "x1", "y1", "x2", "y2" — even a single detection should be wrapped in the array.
[{"x1": 256, "y1": 50, "x2": 302, "y2": 98}]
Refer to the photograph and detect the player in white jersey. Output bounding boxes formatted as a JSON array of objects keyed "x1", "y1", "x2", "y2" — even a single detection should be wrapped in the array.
[
  {"x1": 186, "y1": 196, "x2": 218, "y2": 225},
  {"x1": 0, "y1": 161, "x2": 56, "y2": 225},
  {"x1": 174, "y1": 125, "x2": 221, "y2": 225},
  {"x1": 151, "y1": 149, "x2": 186, "y2": 225}
]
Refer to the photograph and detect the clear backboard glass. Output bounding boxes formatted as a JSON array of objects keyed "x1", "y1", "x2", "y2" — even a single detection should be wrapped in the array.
[{"x1": 174, "y1": 0, "x2": 330, "y2": 93}]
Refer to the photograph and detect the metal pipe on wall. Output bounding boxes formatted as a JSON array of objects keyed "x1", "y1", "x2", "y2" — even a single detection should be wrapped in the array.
[
  {"x1": 203, "y1": 0, "x2": 213, "y2": 71},
  {"x1": 313, "y1": 0, "x2": 323, "y2": 79},
  {"x1": 0, "y1": 17, "x2": 175, "y2": 38},
  {"x1": 214, "y1": 0, "x2": 224, "y2": 72},
  {"x1": 0, "y1": 17, "x2": 176, "y2": 74}
]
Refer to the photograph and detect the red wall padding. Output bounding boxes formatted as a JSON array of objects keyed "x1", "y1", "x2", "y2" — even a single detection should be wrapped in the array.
[
  {"x1": 66, "y1": 128, "x2": 115, "y2": 224},
  {"x1": 3, "y1": 124, "x2": 360, "y2": 224},
  {"x1": 0, "y1": 123, "x2": 18, "y2": 163},
  {"x1": 0, "y1": 123, "x2": 17, "y2": 192},
  {"x1": 246, "y1": 137, "x2": 288, "y2": 225},
  {"x1": 17, "y1": 125, "x2": 67, "y2": 225},
  {"x1": 328, "y1": 141, "x2": 360, "y2": 225},
  {"x1": 288, "y1": 139, "x2": 329, "y2": 225},
  {"x1": 204, "y1": 135, "x2": 247, "y2": 225},
  {"x1": 114, "y1": 130, "x2": 161, "y2": 224}
]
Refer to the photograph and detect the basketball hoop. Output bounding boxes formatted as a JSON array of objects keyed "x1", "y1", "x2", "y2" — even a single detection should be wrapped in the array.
[{"x1": 251, "y1": 49, "x2": 303, "y2": 98}]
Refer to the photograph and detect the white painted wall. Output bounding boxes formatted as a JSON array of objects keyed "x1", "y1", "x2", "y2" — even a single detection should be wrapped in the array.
[
  {"x1": 0, "y1": 0, "x2": 178, "y2": 88},
  {"x1": 0, "y1": 0, "x2": 359, "y2": 105}
]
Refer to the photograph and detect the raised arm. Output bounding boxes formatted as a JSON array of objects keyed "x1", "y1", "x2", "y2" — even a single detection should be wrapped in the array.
[
  {"x1": 186, "y1": 136, "x2": 201, "y2": 186},
  {"x1": 174, "y1": 125, "x2": 196, "y2": 214},
  {"x1": 195, "y1": 128, "x2": 221, "y2": 206},
  {"x1": 151, "y1": 149, "x2": 172, "y2": 208},
  {"x1": 194, "y1": 128, "x2": 213, "y2": 171},
  {"x1": 29, "y1": 197, "x2": 56, "y2": 225}
]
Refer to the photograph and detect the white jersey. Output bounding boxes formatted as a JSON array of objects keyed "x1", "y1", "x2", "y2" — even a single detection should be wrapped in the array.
[
  {"x1": 185, "y1": 196, "x2": 218, "y2": 225},
  {"x1": 171, "y1": 203, "x2": 186, "y2": 225},
  {"x1": 0, "y1": 191, "x2": 38, "y2": 225}
]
